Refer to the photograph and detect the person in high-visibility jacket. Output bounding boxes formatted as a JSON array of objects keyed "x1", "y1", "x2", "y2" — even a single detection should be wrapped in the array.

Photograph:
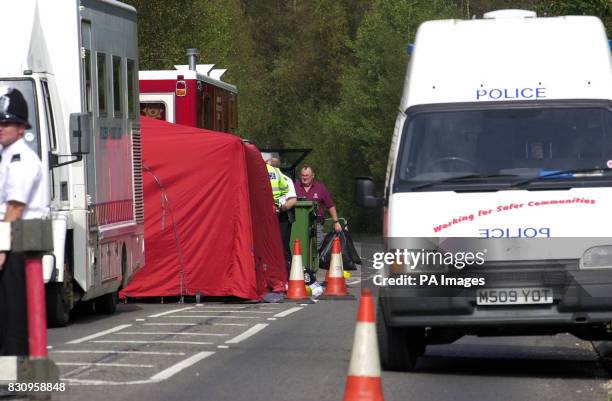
[
  {"x1": 266, "y1": 159, "x2": 295, "y2": 273},
  {"x1": 266, "y1": 162, "x2": 289, "y2": 207}
]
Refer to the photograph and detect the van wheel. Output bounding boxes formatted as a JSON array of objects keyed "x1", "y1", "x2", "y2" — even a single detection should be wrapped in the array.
[
  {"x1": 376, "y1": 302, "x2": 425, "y2": 371},
  {"x1": 94, "y1": 292, "x2": 118, "y2": 315},
  {"x1": 46, "y1": 282, "x2": 70, "y2": 327}
]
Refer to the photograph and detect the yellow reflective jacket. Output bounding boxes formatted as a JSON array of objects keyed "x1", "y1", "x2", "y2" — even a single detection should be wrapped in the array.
[{"x1": 266, "y1": 164, "x2": 289, "y2": 204}]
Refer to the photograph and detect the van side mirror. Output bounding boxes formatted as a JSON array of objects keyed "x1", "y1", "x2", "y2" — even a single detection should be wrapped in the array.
[
  {"x1": 355, "y1": 177, "x2": 383, "y2": 208},
  {"x1": 69, "y1": 112, "x2": 91, "y2": 155}
]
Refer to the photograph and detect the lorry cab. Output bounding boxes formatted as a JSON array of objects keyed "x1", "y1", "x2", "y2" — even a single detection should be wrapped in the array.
[
  {"x1": 2, "y1": 0, "x2": 145, "y2": 326},
  {"x1": 356, "y1": 10, "x2": 612, "y2": 371}
]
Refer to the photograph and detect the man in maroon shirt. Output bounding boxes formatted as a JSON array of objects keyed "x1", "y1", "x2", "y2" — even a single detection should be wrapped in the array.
[{"x1": 295, "y1": 165, "x2": 342, "y2": 249}]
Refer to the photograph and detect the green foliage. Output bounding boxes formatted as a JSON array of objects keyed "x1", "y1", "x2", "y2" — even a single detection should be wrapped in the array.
[
  {"x1": 317, "y1": 0, "x2": 461, "y2": 231},
  {"x1": 536, "y1": 0, "x2": 612, "y2": 36},
  {"x1": 239, "y1": 0, "x2": 354, "y2": 147}
]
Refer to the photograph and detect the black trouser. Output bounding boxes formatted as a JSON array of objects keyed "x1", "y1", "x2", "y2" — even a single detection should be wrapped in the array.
[
  {"x1": 278, "y1": 211, "x2": 293, "y2": 274},
  {"x1": 0, "y1": 252, "x2": 29, "y2": 356}
]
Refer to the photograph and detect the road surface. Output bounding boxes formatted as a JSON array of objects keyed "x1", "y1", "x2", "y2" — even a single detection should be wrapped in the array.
[{"x1": 28, "y1": 241, "x2": 612, "y2": 400}]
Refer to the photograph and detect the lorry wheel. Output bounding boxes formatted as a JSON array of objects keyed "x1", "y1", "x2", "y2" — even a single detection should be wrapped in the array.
[
  {"x1": 94, "y1": 292, "x2": 118, "y2": 315},
  {"x1": 46, "y1": 282, "x2": 70, "y2": 328},
  {"x1": 376, "y1": 302, "x2": 424, "y2": 371}
]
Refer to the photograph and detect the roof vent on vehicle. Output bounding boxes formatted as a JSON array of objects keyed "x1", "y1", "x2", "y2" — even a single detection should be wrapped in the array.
[
  {"x1": 483, "y1": 9, "x2": 537, "y2": 19},
  {"x1": 186, "y1": 48, "x2": 199, "y2": 71}
]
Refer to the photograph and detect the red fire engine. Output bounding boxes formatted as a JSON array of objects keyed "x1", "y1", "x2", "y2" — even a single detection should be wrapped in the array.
[{"x1": 139, "y1": 49, "x2": 237, "y2": 133}]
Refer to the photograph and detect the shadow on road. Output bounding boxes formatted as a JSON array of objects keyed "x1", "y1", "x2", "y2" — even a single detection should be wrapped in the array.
[
  {"x1": 413, "y1": 343, "x2": 608, "y2": 379},
  {"x1": 66, "y1": 302, "x2": 144, "y2": 325}
]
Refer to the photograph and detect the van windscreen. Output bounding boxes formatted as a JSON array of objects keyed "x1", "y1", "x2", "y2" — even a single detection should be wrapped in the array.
[{"x1": 397, "y1": 106, "x2": 612, "y2": 188}]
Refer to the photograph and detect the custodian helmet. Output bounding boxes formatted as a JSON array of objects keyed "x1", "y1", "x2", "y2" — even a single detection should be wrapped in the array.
[{"x1": 0, "y1": 88, "x2": 31, "y2": 129}]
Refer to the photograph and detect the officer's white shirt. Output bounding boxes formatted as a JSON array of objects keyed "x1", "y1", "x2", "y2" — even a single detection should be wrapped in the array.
[
  {"x1": 279, "y1": 172, "x2": 296, "y2": 207},
  {"x1": 0, "y1": 137, "x2": 48, "y2": 219}
]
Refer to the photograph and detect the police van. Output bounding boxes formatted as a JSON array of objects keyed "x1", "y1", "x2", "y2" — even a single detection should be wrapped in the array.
[{"x1": 356, "y1": 10, "x2": 612, "y2": 370}]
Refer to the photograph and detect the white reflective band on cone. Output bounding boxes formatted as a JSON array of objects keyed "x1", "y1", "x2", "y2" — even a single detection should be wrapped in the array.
[
  {"x1": 289, "y1": 255, "x2": 305, "y2": 281},
  {"x1": 328, "y1": 252, "x2": 344, "y2": 278},
  {"x1": 347, "y1": 322, "x2": 381, "y2": 377}
]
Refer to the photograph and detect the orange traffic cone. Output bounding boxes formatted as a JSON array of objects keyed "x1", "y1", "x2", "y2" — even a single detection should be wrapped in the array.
[
  {"x1": 286, "y1": 239, "x2": 310, "y2": 300},
  {"x1": 343, "y1": 288, "x2": 384, "y2": 401},
  {"x1": 323, "y1": 237, "x2": 348, "y2": 297}
]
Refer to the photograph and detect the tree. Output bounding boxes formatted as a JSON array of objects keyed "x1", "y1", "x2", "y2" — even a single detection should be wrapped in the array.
[
  {"x1": 537, "y1": 0, "x2": 611, "y2": 36},
  {"x1": 317, "y1": 0, "x2": 461, "y2": 231}
]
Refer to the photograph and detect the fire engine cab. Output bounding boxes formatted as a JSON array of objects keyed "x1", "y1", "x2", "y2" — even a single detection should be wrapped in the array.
[{"x1": 139, "y1": 49, "x2": 237, "y2": 133}]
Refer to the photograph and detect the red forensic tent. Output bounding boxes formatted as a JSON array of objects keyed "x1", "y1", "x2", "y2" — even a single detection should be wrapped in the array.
[{"x1": 120, "y1": 117, "x2": 287, "y2": 300}]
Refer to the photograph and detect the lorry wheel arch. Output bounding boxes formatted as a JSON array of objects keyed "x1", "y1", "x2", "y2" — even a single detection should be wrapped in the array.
[
  {"x1": 46, "y1": 281, "x2": 70, "y2": 327},
  {"x1": 46, "y1": 229, "x2": 74, "y2": 328}
]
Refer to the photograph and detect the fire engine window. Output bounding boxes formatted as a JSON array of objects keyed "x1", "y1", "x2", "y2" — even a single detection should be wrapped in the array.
[
  {"x1": 204, "y1": 95, "x2": 212, "y2": 129},
  {"x1": 96, "y1": 53, "x2": 107, "y2": 116},
  {"x1": 216, "y1": 95, "x2": 222, "y2": 131},
  {"x1": 140, "y1": 102, "x2": 166, "y2": 121},
  {"x1": 127, "y1": 59, "x2": 136, "y2": 118},
  {"x1": 112, "y1": 55, "x2": 122, "y2": 117},
  {"x1": 229, "y1": 93, "x2": 236, "y2": 131},
  {"x1": 224, "y1": 93, "x2": 229, "y2": 132}
]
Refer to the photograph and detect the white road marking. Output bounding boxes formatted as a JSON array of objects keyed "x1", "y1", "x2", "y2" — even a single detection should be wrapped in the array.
[
  {"x1": 47, "y1": 345, "x2": 53, "y2": 349},
  {"x1": 267, "y1": 318, "x2": 277, "y2": 321},
  {"x1": 61, "y1": 352, "x2": 216, "y2": 386},
  {"x1": 57, "y1": 362, "x2": 154, "y2": 368},
  {"x1": 168, "y1": 315, "x2": 260, "y2": 319},
  {"x1": 116, "y1": 332, "x2": 228, "y2": 337},
  {"x1": 148, "y1": 307, "x2": 195, "y2": 318},
  {"x1": 91, "y1": 340, "x2": 213, "y2": 345},
  {"x1": 150, "y1": 351, "x2": 215, "y2": 380},
  {"x1": 274, "y1": 307, "x2": 303, "y2": 318},
  {"x1": 135, "y1": 319, "x2": 146, "y2": 321},
  {"x1": 195, "y1": 305, "x2": 247, "y2": 309},
  {"x1": 210, "y1": 323, "x2": 248, "y2": 327},
  {"x1": 61, "y1": 378, "x2": 152, "y2": 385},
  {"x1": 217, "y1": 345, "x2": 230, "y2": 349},
  {"x1": 66, "y1": 324, "x2": 132, "y2": 344},
  {"x1": 51, "y1": 350, "x2": 185, "y2": 356},
  {"x1": 143, "y1": 323, "x2": 197, "y2": 326},
  {"x1": 225, "y1": 324, "x2": 269, "y2": 344},
  {"x1": 182, "y1": 310, "x2": 274, "y2": 314}
]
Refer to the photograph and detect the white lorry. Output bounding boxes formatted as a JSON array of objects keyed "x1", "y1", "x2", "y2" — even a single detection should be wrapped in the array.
[
  {"x1": 356, "y1": 10, "x2": 612, "y2": 370},
  {"x1": 1, "y1": 0, "x2": 145, "y2": 326}
]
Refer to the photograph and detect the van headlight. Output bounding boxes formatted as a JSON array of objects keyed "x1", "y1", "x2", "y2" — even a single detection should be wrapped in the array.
[{"x1": 581, "y1": 246, "x2": 612, "y2": 269}]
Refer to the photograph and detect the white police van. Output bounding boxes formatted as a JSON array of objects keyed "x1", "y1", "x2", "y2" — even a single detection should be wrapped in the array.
[{"x1": 356, "y1": 10, "x2": 612, "y2": 371}]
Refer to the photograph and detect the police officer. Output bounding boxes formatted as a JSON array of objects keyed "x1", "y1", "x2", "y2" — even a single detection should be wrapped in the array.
[
  {"x1": 0, "y1": 87, "x2": 48, "y2": 356},
  {"x1": 268, "y1": 158, "x2": 296, "y2": 273},
  {"x1": 266, "y1": 159, "x2": 293, "y2": 272}
]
